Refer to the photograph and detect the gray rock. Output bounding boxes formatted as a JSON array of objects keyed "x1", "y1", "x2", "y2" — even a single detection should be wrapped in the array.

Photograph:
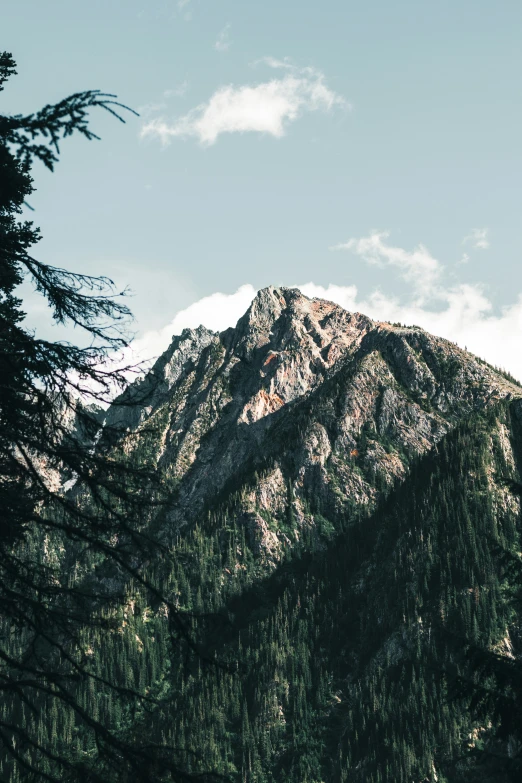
[{"x1": 100, "y1": 286, "x2": 522, "y2": 564}]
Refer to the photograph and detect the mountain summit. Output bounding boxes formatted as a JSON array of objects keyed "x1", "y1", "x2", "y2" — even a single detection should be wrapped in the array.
[{"x1": 106, "y1": 285, "x2": 520, "y2": 559}]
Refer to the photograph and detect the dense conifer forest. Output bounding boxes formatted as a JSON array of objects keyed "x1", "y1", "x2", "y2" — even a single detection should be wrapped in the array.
[{"x1": 2, "y1": 400, "x2": 522, "y2": 782}]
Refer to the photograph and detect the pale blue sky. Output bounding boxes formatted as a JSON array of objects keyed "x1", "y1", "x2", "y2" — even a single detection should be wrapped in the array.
[{"x1": 3, "y1": 0, "x2": 522, "y2": 375}]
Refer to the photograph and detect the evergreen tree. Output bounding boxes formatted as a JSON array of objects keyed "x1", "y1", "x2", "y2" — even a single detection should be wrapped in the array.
[{"x1": 0, "y1": 52, "x2": 214, "y2": 782}]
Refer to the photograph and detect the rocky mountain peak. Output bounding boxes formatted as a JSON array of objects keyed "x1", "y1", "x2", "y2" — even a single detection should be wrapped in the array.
[
  {"x1": 228, "y1": 285, "x2": 372, "y2": 365},
  {"x1": 104, "y1": 287, "x2": 522, "y2": 559}
]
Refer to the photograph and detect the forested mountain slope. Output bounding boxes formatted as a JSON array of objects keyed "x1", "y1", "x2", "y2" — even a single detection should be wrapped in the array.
[{"x1": 4, "y1": 287, "x2": 522, "y2": 782}]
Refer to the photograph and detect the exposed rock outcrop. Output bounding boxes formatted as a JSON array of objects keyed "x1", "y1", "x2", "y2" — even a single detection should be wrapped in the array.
[{"x1": 103, "y1": 286, "x2": 521, "y2": 565}]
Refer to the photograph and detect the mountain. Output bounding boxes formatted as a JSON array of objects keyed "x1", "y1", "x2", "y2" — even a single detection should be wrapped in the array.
[
  {"x1": 92, "y1": 286, "x2": 521, "y2": 782},
  {"x1": 107, "y1": 285, "x2": 520, "y2": 562},
  {"x1": 7, "y1": 286, "x2": 522, "y2": 782}
]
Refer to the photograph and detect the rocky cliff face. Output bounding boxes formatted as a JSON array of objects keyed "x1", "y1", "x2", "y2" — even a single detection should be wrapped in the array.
[{"x1": 105, "y1": 286, "x2": 522, "y2": 564}]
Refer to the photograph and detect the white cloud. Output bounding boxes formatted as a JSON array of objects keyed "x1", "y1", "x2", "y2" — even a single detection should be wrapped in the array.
[
  {"x1": 164, "y1": 81, "x2": 189, "y2": 98},
  {"x1": 256, "y1": 56, "x2": 294, "y2": 70},
  {"x1": 214, "y1": 23, "x2": 231, "y2": 52},
  {"x1": 463, "y1": 227, "x2": 490, "y2": 249},
  {"x1": 176, "y1": 0, "x2": 191, "y2": 21},
  {"x1": 128, "y1": 284, "x2": 257, "y2": 366},
  {"x1": 140, "y1": 63, "x2": 347, "y2": 146},
  {"x1": 137, "y1": 101, "x2": 168, "y2": 119},
  {"x1": 138, "y1": 84, "x2": 189, "y2": 119},
  {"x1": 87, "y1": 285, "x2": 257, "y2": 405},
  {"x1": 331, "y1": 231, "x2": 442, "y2": 299}
]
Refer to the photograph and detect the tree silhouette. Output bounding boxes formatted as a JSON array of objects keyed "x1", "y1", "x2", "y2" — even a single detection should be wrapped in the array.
[{"x1": 0, "y1": 52, "x2": 217, "y2": 782}]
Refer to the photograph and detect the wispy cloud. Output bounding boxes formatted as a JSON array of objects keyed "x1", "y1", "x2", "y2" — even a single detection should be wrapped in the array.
[
  {"x1": 164, "y1": 81, "x2": 189, "y2": 98},
  {"x1": 463, "y1": 227, "x2": 490, "y2": 249},
  {"x1": 331, "y1": 231, "x2": 442, "y2": 299},
  {"x1": 138, "y1": 101, "x2": 168, "y2": 119},
  {"x1": 176, "y1": 0, "x2": 192, "y2": 21},
  {"x1": 140, "y1": 61, "x2": 347, "y2": 146},
  {"x1": 87, "y1": 285, "x2": 259, "y2": 404},
  {"x1": 214, "y1": 23, "x2": 231, "y2": 52},
  {"x1": 125, "y1": 285, "x2": 258, "y2": 369},
  {"x1": 256, "y1": 56, "x2": 294, "y2": 70}
]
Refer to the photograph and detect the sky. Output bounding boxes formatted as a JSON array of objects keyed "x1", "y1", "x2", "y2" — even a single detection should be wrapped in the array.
[{"x1": 3, "y1": 0, "x2": 522, "y2": 379}]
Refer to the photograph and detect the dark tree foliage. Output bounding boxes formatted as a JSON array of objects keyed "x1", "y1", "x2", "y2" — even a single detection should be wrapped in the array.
[
  {"x1": 446, "y1": 475, "x2": 522, "y2": 781},
  {"x1": 0, "y1": 52, "x2": 217, "y2": 782},
  {"x1": 18, "y1": 396, "x2": 516, "y2": 783}
]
